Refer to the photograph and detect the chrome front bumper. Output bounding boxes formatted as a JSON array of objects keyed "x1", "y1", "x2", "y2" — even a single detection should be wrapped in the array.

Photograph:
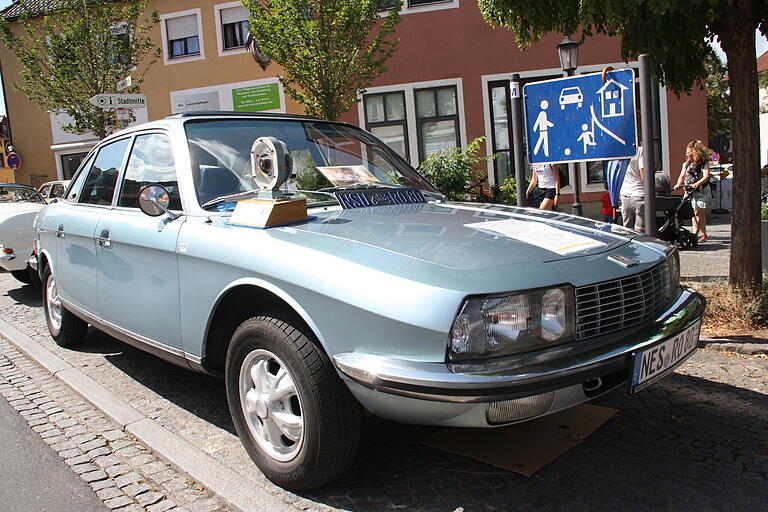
[{"x1": 334, "y1": 287, "x2": 705, "y2": 404}]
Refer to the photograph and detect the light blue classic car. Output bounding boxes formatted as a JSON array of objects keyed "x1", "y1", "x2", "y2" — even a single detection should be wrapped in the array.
[{"x1": 35, "y1": 112, "x2": 705, "y2": 490}]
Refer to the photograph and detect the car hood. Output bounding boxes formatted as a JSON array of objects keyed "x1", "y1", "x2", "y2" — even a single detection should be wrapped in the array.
[{"x1": 286, "y1": 201, "x2": 638, "y2": 270}]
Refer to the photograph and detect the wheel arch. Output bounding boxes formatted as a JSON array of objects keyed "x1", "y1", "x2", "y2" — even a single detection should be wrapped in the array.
[
  {"x1": 37, "y1": 248, "x2": 54, "y2": 278},
  {"x1": 201, "y1": 279, "x2": 328, "y2": 375}
]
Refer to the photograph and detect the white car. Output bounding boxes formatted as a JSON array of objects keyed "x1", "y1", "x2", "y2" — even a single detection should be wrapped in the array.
[
  {"x1": 38, "y1": 180, "x2": 71, "y2": 203},
  {"x1": 0, "y1": 183, "x2": 47, "y2": 286}
]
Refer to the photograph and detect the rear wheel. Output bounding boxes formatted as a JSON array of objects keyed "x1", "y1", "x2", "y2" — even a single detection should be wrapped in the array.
[
  {"x1": 43, "y1": 267, "x2": 87, "y2": 347},
  {"x1": 225, "y1": 315, "x2": 360, "y2": 490}
]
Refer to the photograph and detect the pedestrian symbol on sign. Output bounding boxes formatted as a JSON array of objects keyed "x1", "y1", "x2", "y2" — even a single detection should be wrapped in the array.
[{"x1": 532, "y1": 100, "x2": 554, "y2": 157}]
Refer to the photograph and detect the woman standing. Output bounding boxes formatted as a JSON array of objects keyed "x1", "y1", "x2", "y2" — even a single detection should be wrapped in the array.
[
  {"x1": 674, "y1": 140, "x2": 712, "y2": 242},
  {"x1": 525, "y1": 163, "x2": 560, "y2": 210}
]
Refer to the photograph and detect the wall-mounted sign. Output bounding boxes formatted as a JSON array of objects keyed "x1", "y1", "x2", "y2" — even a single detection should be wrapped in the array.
[
  {"x1": 173, "y1": 91, "x2": 220, "y2": 113},
  {"x1": 232, "y1": 83, "x2": 281, "y2": 112}
]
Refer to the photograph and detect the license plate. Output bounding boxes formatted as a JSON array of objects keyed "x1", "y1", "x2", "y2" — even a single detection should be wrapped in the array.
[{"x1": 630, "y1": 320, "x2": 701, "y2": 393}]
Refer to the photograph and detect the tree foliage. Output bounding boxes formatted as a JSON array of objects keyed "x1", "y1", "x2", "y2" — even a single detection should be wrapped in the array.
[
  {"x1": 0, "y1": 0, "x2": 159, "y2": 138},
  {"x1": 704, "y1": 50, "x2": 730, "y2": 138},
  {"x1": 243, "y1": 0, "x2": 401, "y2": 120},
  {"x1": 418, "y1": 137, "x2": 495, "y2": 201},
  {"x1": 478, "y1": 0, "x2": 767, "y2": 288}
]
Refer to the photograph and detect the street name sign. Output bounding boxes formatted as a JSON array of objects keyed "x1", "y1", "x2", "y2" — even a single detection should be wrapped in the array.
[
  {"x1": 89, "y1": 94, "x2": 146, "y2": 109},
  {"x1": 523, "y1": 68, "x2": 637, "y2": 164}
]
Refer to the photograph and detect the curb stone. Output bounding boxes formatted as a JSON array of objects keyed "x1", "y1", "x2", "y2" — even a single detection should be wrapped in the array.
[
  {"x1": 0, "y1": 317, "x2": 298, "y2": 512},
  {"x1": 698, "y1": 338, "x2": 768, "y2": 356}
]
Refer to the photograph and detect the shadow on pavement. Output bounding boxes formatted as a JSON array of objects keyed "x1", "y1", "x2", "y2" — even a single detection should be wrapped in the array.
[{"x1": 5, "y1": 282, "x2": 42, "y2": 307}]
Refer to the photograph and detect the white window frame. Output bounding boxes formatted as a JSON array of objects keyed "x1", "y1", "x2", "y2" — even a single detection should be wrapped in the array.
[
  {"x1": 358, "y1": 78, "x2": 466, "y2": 166},
  {"x1": 160, "y1": 9, "x2": 205, "y2": 65},
  {"x1": 380, "y1": 0, "x2": 459, "y2": 15},
  {"x1": 480, "y1": 61, "x2": 669, "y2": 195},
  {"x1": 214, "y1": 2, "x2": 250, "y2": 57}
]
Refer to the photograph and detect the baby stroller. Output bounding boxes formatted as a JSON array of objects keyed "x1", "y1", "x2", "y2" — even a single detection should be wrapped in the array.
[{"x1": 655, "y1": 187, "x2": 698, "y2": 249}]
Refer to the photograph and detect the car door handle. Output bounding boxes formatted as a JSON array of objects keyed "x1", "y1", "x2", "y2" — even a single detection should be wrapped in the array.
[
  {"x1": 56, "y1": 225, "x2": 65, "y2": 239},
  {"x1": 96, "y1": 229, "x2": 112, "y2": 248}
]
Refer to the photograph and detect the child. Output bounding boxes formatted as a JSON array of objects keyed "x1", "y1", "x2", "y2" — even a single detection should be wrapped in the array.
[{"x1": 600, "y1": 183, "x2": 613, "y2": 223}]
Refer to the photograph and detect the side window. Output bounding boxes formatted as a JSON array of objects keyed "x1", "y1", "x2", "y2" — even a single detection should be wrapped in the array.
[
  {"x1": 39, "y1": 184, "x2": 51, "y2": 199},
  {"x1": 79, "y1": 139, "x2": 131, "y2": 206},
  {"x1": 52, "y1": 183, "x2": 65, "y2": 198},
  {"x1": 118, "y1": 133, "x2": 181, "y2": 210}
]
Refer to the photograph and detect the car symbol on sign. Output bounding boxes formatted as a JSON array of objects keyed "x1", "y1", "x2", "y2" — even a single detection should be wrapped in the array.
[{"x1": 559, "y1": 87, "x2": 583, "y2": 109}]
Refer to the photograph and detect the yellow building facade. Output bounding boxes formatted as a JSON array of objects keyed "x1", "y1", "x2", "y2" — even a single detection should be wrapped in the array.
[{"x1": 0, "y1": 0, "x2": 300, "y2": 186}]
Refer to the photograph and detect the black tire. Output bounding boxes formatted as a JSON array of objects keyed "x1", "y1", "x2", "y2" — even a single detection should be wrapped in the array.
[
  {"x1": 10, "y1": 269, "x2": 32, "y2": 284},
  {"x1": 225, "y1": 315, "x2": 360, "y2": 490},
  {"x1": 42, "y1": 266, "x2": 87, "y2": 347}
]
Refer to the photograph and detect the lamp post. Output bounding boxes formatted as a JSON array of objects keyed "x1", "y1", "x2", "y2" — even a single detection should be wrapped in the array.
[{"x1": 557, "y1": 36, "x2": 582, "y2": 216}]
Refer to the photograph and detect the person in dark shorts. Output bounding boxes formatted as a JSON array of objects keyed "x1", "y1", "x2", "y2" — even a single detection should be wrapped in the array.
[{"x1": 525, "y1": 163, "x2": 560, "y2": 210}]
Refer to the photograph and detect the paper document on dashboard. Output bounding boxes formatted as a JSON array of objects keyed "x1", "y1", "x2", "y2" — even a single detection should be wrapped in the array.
[{"x1": 465, "y1": 218, "x2": 606, "y2": 255}]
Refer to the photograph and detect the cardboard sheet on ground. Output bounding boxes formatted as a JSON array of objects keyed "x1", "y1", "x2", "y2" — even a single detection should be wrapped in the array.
[{"x1": 422, "y1": 404, "x2": 617, "y2": 477}]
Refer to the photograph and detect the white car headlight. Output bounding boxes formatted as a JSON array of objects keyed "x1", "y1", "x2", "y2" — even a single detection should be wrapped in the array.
[{"x1": 448, "y1": 286, "x2": 575, "y2": 361}]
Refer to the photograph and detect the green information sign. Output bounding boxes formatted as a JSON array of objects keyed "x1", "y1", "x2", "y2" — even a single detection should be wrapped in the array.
[{"x1": 232, "y1": 83, "x2": 281, "y2": 112}]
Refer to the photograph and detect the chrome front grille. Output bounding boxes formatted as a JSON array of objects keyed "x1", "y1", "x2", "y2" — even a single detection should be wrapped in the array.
[{"x1": 575, "y1": 263, "x2": 670, "y2": 340}]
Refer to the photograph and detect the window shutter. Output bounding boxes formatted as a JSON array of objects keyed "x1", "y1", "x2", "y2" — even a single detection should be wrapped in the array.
[
  {"x1": 166, "y1": 14, "x2": 198, "y2": 40},
  {"x1": 221, "y1": 6, "x2": 248, "y2": 24}
]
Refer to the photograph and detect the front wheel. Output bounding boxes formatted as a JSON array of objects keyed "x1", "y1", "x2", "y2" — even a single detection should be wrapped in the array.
[
  {"x1": 225, "y1": 315, "x2": 360, "y2": 490},
  {"x1": 43, "y1": 267, "x2": 87, "y2": 347}
]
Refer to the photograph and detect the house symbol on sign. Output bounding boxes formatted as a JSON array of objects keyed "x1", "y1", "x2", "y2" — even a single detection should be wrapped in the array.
[{"x1": 597, "y1": 79, "x2": 629, "y2": 118}]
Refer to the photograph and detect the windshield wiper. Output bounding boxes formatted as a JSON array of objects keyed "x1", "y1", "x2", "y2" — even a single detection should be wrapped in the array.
[{"x1": 201, "y1": 190, "x2": 261, "y2": 209}]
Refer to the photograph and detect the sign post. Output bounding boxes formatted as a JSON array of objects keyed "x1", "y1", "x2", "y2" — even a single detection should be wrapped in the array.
[
  {"x1": 509, "y1": 74, "x2": 526, "y2": 206},
  {"x1": 638, "y1": 55, "x2": 657, "y2": 236}
]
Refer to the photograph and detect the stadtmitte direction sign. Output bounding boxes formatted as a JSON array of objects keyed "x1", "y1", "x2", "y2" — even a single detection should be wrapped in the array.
[{"x1": 89, "y1": 94, "x2": 146, "y2": 109}]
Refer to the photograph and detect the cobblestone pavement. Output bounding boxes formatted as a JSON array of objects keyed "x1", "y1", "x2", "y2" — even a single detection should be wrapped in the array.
[
  {"x1": 0, "y1": 336, "x2": 230, "y2": 512},
  {"x1": 678, "y1": 212, "x2": 731, "y2": 282},
  {"x1": 1, "y1": 268, "x2": 767, "y2": 511}
]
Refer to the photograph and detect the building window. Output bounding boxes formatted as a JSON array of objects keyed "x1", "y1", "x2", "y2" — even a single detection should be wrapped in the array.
[
  {"x1": 415, "y1": 86, "x2": 459, "y2": 161},
  {"x1": 363, "y1": 92, "x2": 408, "y2": 159},
  {"x1": 409, "y1": 0, "x2": 450, "y2": 5},
  {"x1": 163, "y1": 12, "x2": 202, "y2": 61},
  {"x1": 220, "y1": 5, "x2": 250, "y2": 50}
]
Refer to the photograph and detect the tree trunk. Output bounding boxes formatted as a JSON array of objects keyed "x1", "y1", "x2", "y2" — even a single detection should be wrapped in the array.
[{"x1": 719, "y1": 13, "x2": 763, "y2": 289}]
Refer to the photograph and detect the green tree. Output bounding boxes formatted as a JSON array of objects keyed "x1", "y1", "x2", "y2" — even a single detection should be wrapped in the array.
[
  {"x1": 243, "y1": 0, "x2": 401, "y2": 120},
  {"x1": 418, "y1": 137, "x2": 495, "y2": 201},
  {"x1": 0, "y1": 0, "x2": 159, "y2": 138},
  {"x1": 704, "y1": 50, "x2": 730, "y2": 139},
  {"x1": 478, "y1": 0, "x2": 767, "y2": 288}
]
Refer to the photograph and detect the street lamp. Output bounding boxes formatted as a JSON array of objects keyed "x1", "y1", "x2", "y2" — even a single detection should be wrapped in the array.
[
  {"x1": 557, "y1": 36, "x2": 582, "y2": 216},
  {"x1": 557, "y1": 36, "x2": 579, "y2": 75}
]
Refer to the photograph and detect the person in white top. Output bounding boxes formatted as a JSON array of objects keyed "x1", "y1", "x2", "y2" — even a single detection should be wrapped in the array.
[
  {"x1": 619, "y1": 144, "x2": 645, "y2": 231},
  {"x1": 525, "y1": 163, "x2": 561, "y2": 210}
]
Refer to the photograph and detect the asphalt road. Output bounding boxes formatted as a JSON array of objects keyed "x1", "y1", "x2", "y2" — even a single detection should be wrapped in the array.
[{"x1": 0, "y1": 393, "x2": 108, "y2": 512}]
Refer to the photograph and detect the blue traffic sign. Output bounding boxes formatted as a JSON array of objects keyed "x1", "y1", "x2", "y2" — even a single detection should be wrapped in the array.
[{"x1": 524, "y1": 69, "x2": 637, "y2": 164}]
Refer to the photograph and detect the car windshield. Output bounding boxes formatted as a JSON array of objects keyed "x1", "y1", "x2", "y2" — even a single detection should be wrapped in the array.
[
  {"x1": 184, "y1": 118, "x2": 438, "y2": 209},
  {"x1": 0, "y1": 185, "x2": 45, "y2": 203}
]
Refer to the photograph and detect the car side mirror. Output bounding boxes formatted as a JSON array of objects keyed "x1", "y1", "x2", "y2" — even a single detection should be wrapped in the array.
[{"x1": 138, "y1": 185, "x2": 180, "y2": 220}]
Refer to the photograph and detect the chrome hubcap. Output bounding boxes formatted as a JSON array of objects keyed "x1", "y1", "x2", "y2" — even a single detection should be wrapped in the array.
[
  {"x1": 239, "y1": 349, "x2": 304, "y2": 462},
  {"x1": 46, "y1": 275, "x2": 62, "y2": 334}
]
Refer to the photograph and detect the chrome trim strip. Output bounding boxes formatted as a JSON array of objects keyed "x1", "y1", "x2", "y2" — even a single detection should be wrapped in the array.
[
  {"x1": 185, "y1": 353, "x2": 202, "y2": 364},
  {"x1": 61, "y1": 298, "x2": 186, "y2": 359},
  {"x1": 334, "y1": 287, "x2": 705, "y2": 403},
  {"x1": 0, "y1": 253, "x2": 15, "y2": 261}
]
